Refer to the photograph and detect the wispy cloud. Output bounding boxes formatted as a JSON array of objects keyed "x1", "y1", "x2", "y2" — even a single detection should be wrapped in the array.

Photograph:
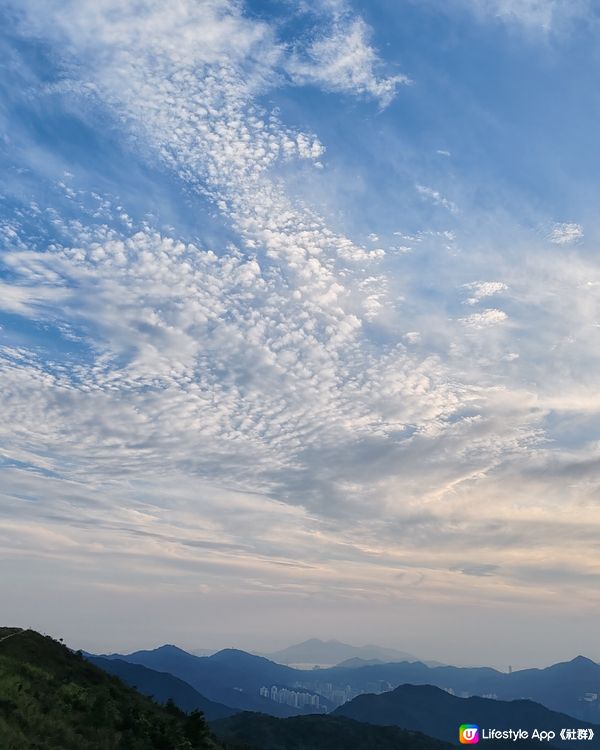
[
  {"x1": 416, "y1": 184, "x2": 459, "y2": 213},
  {"x1": 460, "y1": 0, "x2": 592, "y2": 29},
  {"x1": 286, "y1": 17, "x2": 411, "y2": 107}
]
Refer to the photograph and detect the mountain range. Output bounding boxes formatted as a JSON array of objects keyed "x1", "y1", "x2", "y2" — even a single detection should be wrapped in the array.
[
  {"x1": 4, "y1": 627, "x2": 600, "y2": 750},
  {"x1": 87, "y1": 655, "x2": 237, "y2": 720},
  {"x1": 0, "y1": 626, "x2": 541, "y2": 750},
  {"x1": 335, "y1": 683, "x2": 600, "y2": 747},
  {"x1": 100, "y1": 644, "x2": 331, "y2": 716},
  {"x1": 261, "y1": 638, "x2": 420, "y2": 667},
  {"x1": 318, "y1": 656, "x2": 600, "y2": 723},
  {"x1": 100, "y1": 642, "x2": 600, "y2": 723}
]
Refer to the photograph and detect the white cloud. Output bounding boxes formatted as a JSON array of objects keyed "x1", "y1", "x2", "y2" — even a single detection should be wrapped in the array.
[
  {"x1": 549, "y1": 222, "x2": 584, "y2": 244},
  {"x1": 4, "y1": 192, "x2": 600, "y2": 634},
  {"x1": 461, "y1": 308, "x2": 508, "y2": 327},
  {"x1": 286, "y1": 17, "x2": 410, "y2": 107},
  {"x1": 463, "y1": 281, "x2": 508, "y2": 305}
]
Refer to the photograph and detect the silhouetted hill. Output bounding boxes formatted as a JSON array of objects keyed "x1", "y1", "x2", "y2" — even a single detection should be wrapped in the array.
[
  {"x1": 211, "y1": 711, "x2": 455, "y2": 750},
  {"x1": 102, "y1": 644, "x2": 328, "y2": 716},
  {"x1": 263, "y1": 639, "x2": 417, "y2": 667},
  {"x1": 88, "y1": 655, "x2": 237, "y2": 720},
  {"x1": 210, "y1": 648, "x2": 292, "y2": 678},
  {"x1": 304, "y1": 656, "x2": 600, "y2": 722},
  {"x1": 0, "y1": 627, "x2": 221, "y2": 750},
  {"x1": 501, "y1": 657, "x2": 600, "y2": 720},
  {"x1": 102, "y1": 643, "x2": 600, "y2": 722},
  {"x1": 334, "y1": 684, "x2": 600, "y2": 747}
]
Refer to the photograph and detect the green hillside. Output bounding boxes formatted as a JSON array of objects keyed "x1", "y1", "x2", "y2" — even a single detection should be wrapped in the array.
[{"x1": 0, "y1": 627, "x2": 221, "y2": 750}]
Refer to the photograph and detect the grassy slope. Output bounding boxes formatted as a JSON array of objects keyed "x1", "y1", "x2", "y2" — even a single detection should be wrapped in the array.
[{"x1": 0, "y1": 627, "x2": 221, "y2": 750}]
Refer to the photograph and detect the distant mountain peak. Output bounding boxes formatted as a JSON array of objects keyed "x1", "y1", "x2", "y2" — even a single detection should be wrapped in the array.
[
  {"x1": 137, "y1": 644, "x2": 193, "y2": 658},
  {"x1": 544, "y1": 654, "x2": 600, "y2": 673},
  {"x1": 571, "y1": 654, "x2": 596, "y2": 664},
  {"x1": 210, "y1": 648, "x2": 276, "y2": 665},
  {"x1": 264, "y1": 638, "x2": 417, "y2": 666}
]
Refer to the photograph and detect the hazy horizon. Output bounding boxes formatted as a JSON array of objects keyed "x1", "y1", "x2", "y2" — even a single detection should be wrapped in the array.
[
  {"x1": 9, "y1": 622, "x2": 600, "y2": 673},
  {"x1": 2, "y1": 0, "x2": 600, "y2": 670}
]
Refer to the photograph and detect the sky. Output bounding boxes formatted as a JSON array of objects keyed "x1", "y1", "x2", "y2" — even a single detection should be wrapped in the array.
[{"x1": 1, "y1": 0, "x2": 600, "y2": 669}]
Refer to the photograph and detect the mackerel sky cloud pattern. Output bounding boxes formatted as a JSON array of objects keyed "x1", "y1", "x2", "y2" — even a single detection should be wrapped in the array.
[{"x1": 1, "y1": 0, "x2": 600, "y2": 663}]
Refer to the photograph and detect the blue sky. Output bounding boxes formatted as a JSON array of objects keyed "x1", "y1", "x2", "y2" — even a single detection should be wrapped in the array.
[{"x1": 1, "y1": 0, "x2": 600, "y2": 666}]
